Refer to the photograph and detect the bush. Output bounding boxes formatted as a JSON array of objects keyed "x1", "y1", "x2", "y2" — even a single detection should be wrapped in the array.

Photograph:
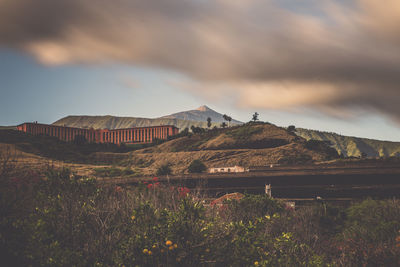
[
  {"x1": 223, "y1": 194, "x2": 283, "y2": 222},
  {"x1": 156, "y1": 163, "x2": 172, "y2": 176},
  {"x1": 188, "y1": 159, "x2": 207, "y2": 173}
]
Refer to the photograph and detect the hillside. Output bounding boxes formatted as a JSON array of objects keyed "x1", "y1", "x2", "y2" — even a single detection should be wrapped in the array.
[
  {"x1": 123, "y1": 123, "x2": 340, "y2": 174},
  {"x1": 296, "y1": 128, "x2": 400, "y2": 158},
  {"x1": 1, "y1": 123, "x2": 340, "y2": 175},
  {"x1": 161, "y1": 105, "x2": 242, "y2": 124}
]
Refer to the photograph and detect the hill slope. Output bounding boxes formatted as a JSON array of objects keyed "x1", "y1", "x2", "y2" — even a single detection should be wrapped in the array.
[
  {"x1": 124, "y1": 123, "x2": 340, "y2": 174},
  {"x1": 161, "y1": 105, "x2": 242, "y2": 124},
  {"x1": 295, "y1": 128, "x2": 400, "y2": 158}
]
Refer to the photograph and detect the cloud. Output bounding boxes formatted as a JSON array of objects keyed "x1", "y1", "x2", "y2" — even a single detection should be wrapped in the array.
[{"x1": 1, "y1": 0, "x2": 400, "y2": 121}]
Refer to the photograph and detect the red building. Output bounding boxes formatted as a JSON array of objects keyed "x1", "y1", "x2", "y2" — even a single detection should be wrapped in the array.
[{"x1": 16, "y1": 122, "x2": 179, "y2": 145}]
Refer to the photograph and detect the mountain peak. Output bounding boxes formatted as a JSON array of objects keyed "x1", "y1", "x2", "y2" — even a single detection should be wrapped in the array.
[
  {"x1": 196, "y1": 105, "x2": 211, "y2": 112},
  {"x1": 160, "y1": 105, "x2": 242, "y2": 124}
]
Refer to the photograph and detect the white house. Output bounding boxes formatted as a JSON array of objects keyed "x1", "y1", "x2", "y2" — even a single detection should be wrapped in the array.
[{"x1": 208, "y1": 165, "x2": 247, "y2": 173}]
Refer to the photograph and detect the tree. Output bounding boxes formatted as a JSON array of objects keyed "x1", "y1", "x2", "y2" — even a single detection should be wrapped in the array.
[
  {"x1": 227, "y1": 116, "x2": 232, "y2": 127},
  {"x1": 156, "y1": 163, "x2": 172, "y2": 176},
  {"x1": 252, "y1": 112, "x2": 259, "y2": 122},
  {"x1": 287, "y1": 125, "x2": 296, "y2": 133},
  {"x1": 188, "y1": 159, "x2": 207, "y2": 173},
  {"x1": 223, "y1": 114, "x2": 232, "y2": 127},
  {"x1": 207, "y1": 117, "x2": 212, "y2": 129},
  {"x1": 221, "y1": 122, "x2": 227, "y2": 128}
]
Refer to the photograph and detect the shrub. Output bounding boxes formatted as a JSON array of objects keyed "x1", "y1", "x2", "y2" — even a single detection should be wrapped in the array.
[
  {"x1": 156, "y1": 163, "x2": 172, "y2": 176},
  {"x1": 223, "y1": 194, "x2": 283, "y2": 222},
  {"x1": 188, "y1": 159, "x2": 207, "y2": 173}
]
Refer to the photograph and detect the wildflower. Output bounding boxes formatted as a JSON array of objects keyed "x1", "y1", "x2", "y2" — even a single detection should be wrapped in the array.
[
  {"x1": 114, "y1": 186, "x2": 122, "y2": 193},
  {"x1": 131, "y1": 215, "x2": 135, "y2": 221},
  {"x1": 152, "y1": 244, "x2": 157, "y2": 249},
  {"x1": 143, "y1": 248, "x2": 148, "y2": 254},
  {"x1": 265, "y1": 215, "x2": 270, "y2": 220},
  {"x1": 152, "y1": 177, "x2": 158, "y2": 182},
  {"x1": 169, "y1": 246, "x2": 174, "y2": 250},
  {"x1": 173, "y1": 244, "x2": 178, "y2": 249},
  {"x1": 254, "y1": 261, "x2": 259, "y2": 266},
  {"x1": 148, "y1": 251, "x2": 152, "y2": 255},
  {"x1": 147, "y1": 183, "x2": 153, "y2": 189},
  {"x1": 166, "y1": 240, "x2": 172, "y2": 246}
]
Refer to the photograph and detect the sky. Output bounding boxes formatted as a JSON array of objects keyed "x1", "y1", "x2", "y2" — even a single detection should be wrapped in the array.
[{"x1": 1, "y1": 0, "x2": 400, "y2": 141}]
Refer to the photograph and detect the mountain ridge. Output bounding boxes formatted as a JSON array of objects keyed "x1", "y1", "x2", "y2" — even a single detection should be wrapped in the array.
[
  {"x1": 295, "y1": 128, "x2": 400, "y2": 158},
  {"x1": 160, "y1": 105, "x2": 242, "y2": 124}
]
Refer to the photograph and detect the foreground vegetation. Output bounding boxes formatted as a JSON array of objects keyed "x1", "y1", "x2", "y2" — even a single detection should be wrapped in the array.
[{"x1": 1, "y1": 161, "x2": 399, "y2": 266}]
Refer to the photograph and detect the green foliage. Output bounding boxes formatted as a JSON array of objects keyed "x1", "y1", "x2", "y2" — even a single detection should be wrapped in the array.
[
  {"x1": 287, "y1": 125, "x2": 296, "y2": 132},
  {"x1": 207, "y1": 117, "x2": 212, "y2": 128},
  {"x1": 226, "y1": 124, "x2": 263, "y2": 140},
  {"x1": 305, "y1": 139, "x2": 339, "y2": 159},
  {"x1": 224, "y1": 194, "x2": 283, "y2": 222},
  {"x1": 336, "y1": 199, "x2": 400, "y2": 266},
  {"x1": 156, "y1": 163, "x2": 172, "y2": 176},
  {"x1": 2, "y1": 156, "x2": 400, "y2": 266},
  {"x1": 252, "y1": 112, "x2": 259, "y2": 122},
  {"x1": 188, "y1": 159, "x2": 207, "y2": 173},
  {"x1": 191, "y1": 125, "x2": 206, "y2": 134}
]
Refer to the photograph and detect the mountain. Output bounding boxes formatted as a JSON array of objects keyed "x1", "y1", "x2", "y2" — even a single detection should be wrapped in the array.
[
  {"x1": 161, "y1": 105, "x2": 242, "y2": 124},
  {"x1": 295, "y1": 128, "x2": 400, "y2": 158},
  {"x1": 53, "y1": 105, "x2": 241, "y2": 130},
  {"x1": 53, "y1": 116, "x2": 218, "y2": 130}
]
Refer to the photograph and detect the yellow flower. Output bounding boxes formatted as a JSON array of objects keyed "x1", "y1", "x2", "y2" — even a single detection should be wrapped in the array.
[
  {"x1": 152, "y1": 244, "x2": 157, "y2": 249},
  {"x1": 173, "y1": 244, "x2": 178, "y2": 248},
  {"x1": 169, "y1": 246, "x2": 174, "y2": 250},
  {"x1": 166, "y1": 240, "x2": 172, "y2": 246},
  {"x1": 265, "y1": 215, "x2": 270, "y2": 220},
  {"x1": 254, "y1": 261, "x2": 259, "y2": 266},
  {"x1": 148, "y1": 251, "x2": 152, "y2": 255},
  {"x1": 131, "y1": 215, "x2": 135, "y2": 220},
  {"x1": 143, "y1": 248, "x2": 148, "y2": 254}
]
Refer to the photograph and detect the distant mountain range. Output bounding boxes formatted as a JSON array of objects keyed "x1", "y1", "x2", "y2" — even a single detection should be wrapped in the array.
[
  {"x1": 295, "y1": 128, "x2": 400, "y2": 158},
  {"x1": 53, "y1": 105, "x2": 241, "y2": 130},
  {"x1": 161, "y1": 105, "x2": 242, "y2": 124},
  {"x1": 52, "y1": 105, "x2": 400, "y2": 158}
]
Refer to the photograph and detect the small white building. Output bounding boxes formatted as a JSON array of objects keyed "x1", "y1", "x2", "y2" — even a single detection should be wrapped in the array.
[{"x1": 209, "y1": 165, "x2": 247, "y2": 173}]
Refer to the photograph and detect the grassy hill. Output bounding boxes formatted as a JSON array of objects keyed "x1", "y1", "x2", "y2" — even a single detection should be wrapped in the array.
[
  {"x1": 53, "y1": 115, "x2": 219, "y2": 130},
  {"x1": 123, "y1": 123, "x2": 339, "y2": 174},
  {"x1": 0, "y1": 123, "x2": 340, "y2": 175},
  {"x1": 295, "y1": 128, "x2": 400, "y2": 158}
]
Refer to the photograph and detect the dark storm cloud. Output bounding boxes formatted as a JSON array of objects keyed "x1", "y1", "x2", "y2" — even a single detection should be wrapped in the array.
[{"x1": 0, "y1": 0, "x2": 400, "y2": 120}]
